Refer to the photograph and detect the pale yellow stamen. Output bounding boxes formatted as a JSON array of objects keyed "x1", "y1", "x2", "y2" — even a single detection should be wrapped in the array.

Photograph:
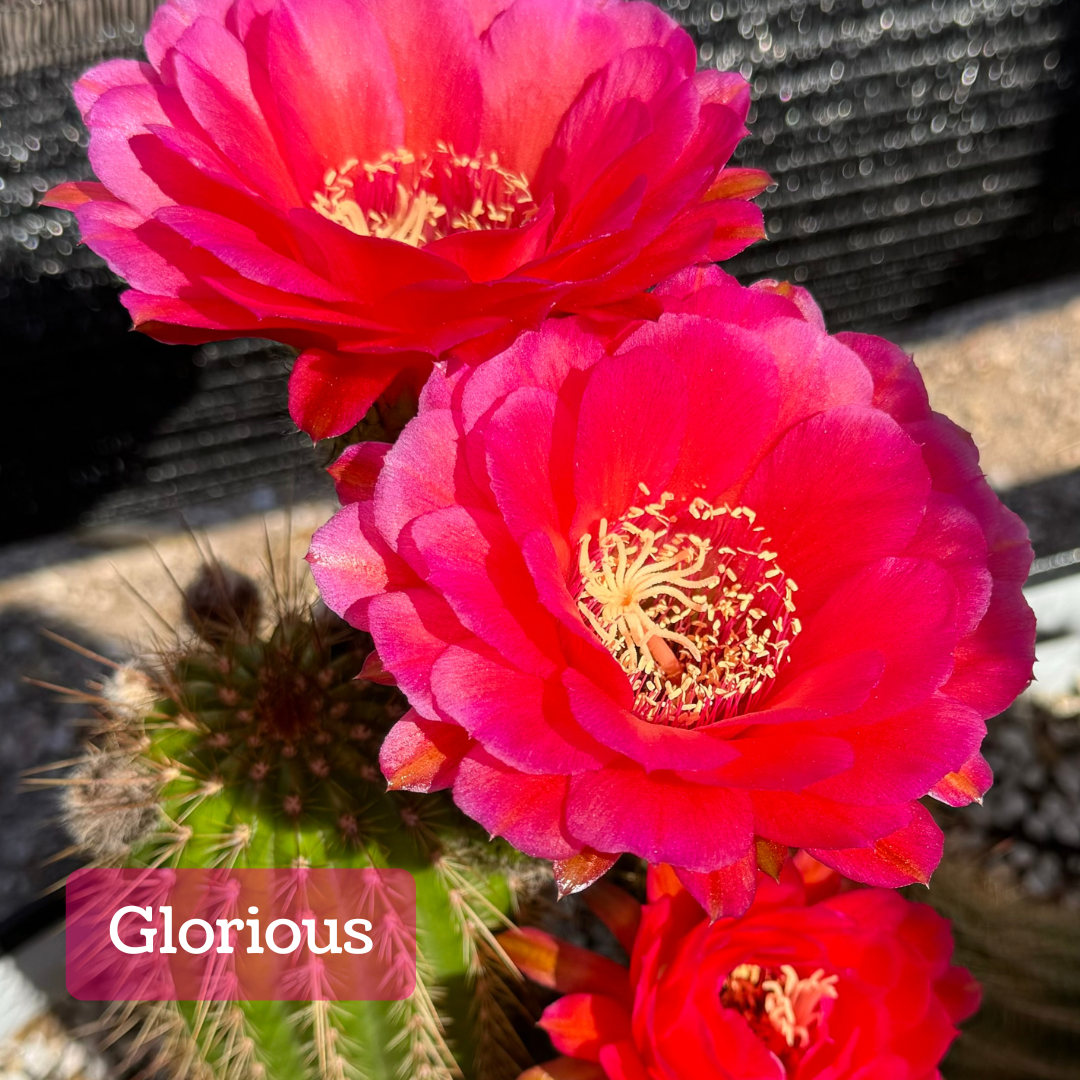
[
  {"x1": 761, "y1": 965, "x2": 839, "y2": 1049},
  {"x1": 312, "y1": 142, "x2": 538, "y2": 247},
  {"x1": 575, "y1": 493, "x2": 800, "y2": 728},
  {"x1": 577, "y1": 511, "x2": 721, "y2": 676}
]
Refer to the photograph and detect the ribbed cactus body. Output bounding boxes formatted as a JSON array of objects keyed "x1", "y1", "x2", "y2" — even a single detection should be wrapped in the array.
[{"x1": 64, "y1": 582, "x2": 533, "y2": 1080}]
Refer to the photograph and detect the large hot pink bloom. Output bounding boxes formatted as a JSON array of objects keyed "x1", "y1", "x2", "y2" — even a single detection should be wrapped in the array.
[
  {"x1": 308, "y1": 266, "x2": 1035, "y2": 916},
  {"x1": 45, "y1": 0, "x2": 768, "y2": 440},
  {"x1": 502, "y1": 859, "x2": 981, "y2": 1080}
]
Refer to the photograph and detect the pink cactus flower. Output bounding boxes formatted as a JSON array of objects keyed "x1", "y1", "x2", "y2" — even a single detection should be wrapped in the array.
[
  {"x1": 501, "y1": 857, "x2": 981, "y2": 1080},
  {"x1": 45, "y1": 0, "x2": 769, "y2": 440},
  {"x1": 308, "y1": 266, "x2": 1035, "y2": 916}
]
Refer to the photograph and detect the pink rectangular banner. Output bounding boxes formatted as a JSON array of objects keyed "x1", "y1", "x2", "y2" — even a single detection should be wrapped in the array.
[{"x1": 66, "y1": 867, "x2": 416, "y2": 1002}]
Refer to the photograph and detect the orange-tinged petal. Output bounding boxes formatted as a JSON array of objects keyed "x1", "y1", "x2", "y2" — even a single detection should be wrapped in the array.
[
  {"x1": 381, "y1": 714, "x2": 472, "y2": 792},
  {"x1": 498, "y1": 928, "x2": 631, "y2": 1006},
  {"x1": 929, "y1": 752, "x2": 992, "y2": 807},
  {"x1": 539, "y1": 993, "x2": 633, "y2": 1061},
  {"x1": 554, "y1": 849, "x2": 619, "y2": 898},
  {"x1": 703, "y1": 166, "x2": 772, "y2": 201}
]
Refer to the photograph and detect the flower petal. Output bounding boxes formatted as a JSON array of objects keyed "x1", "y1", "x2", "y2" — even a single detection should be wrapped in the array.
[
  {"x1": 566, "y1": 766, "x2": 752, "y2": 872},
  {"x1": 808, "y1": 801, "x2": 944, "y2": 887},
  {"x1": 379, "y1": 711, "x2": 472, "y2": 792},
  {"x1": 540, "y1": 993, "x2": 633, "y2": 1061},
  {"x1": 453, "y1": 747, "x2": 577, "y2": 859}
]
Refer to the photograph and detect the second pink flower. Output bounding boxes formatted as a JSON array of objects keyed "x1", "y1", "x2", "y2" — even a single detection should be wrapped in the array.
[{"x1": 309, "y1": 266, "x2": 1035, "y2": 916}]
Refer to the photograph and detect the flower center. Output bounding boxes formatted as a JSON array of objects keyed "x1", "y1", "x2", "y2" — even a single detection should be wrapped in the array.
[
  {"x1": 312, "y1": 143, "x2": 539, "y2": 247},
  {"x1": 720, "y1": 963, "x2": 838, "y2": 1066},
  {"x1": 575, "y1": 488, "x2": 800, "y2": 728}
]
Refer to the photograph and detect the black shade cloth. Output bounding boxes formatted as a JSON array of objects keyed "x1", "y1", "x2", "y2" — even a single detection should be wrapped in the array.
[{"x1": 1, "y1": 0, "x2": 1077, "y2": 542}]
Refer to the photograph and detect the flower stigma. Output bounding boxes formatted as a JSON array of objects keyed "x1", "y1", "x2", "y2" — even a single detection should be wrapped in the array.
[
  {"x1": 720, "y1": 963, "x2": 838, "y2": 1062},
  {"x1": 575, "y1": 486, "x2": 800, "y2": 728},
  {"x1": 313, "y1": 143, "x2": 539, "y2": 247}
]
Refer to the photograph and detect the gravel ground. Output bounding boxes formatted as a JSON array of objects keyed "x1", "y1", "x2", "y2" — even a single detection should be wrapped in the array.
[
  {"x1": 912, "y1": 295, "x2": 1080, "y2": 491},
  {"x1": 0, "y1": 611, "x2": 102, "y2": 926}
]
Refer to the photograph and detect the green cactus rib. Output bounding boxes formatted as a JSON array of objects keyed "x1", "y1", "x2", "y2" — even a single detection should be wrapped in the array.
[{"x1": 74, "y1": 608, "x2": 534, "y2": 1080}]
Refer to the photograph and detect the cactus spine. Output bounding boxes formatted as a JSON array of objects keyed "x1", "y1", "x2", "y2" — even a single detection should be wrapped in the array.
[{"x1": 56, "y1": 563, "x2": 538, "y2": 1080}]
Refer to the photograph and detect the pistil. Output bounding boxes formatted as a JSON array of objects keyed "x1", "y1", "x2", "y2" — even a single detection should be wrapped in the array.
[
  {"x1": 575, "y1": 488, "x2": 800, "y2": 728},
  {"x1": 720, "y1": 963, "x2": 838, "y2": 1064},
  {"x1": 313, "y1": 143, "x2": 538, "y2": 247}
]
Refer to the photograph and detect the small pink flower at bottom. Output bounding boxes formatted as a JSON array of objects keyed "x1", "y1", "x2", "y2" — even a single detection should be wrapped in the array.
[
  {"x1": 501, "y1": 858, "x2": 980, "y2": 1080},
  {"x1": 309, "y1": 266, "x2": 1035, "y2": 917}
]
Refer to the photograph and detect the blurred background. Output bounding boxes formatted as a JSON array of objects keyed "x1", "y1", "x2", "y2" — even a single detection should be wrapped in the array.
[{"x1": 0, "y1": 1, "x2": 1078, "y2": 1077}]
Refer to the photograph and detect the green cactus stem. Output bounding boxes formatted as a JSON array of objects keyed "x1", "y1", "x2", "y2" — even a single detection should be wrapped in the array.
[{"x1": 51, "y1": 565, "x2": 541, "y2": 1080}]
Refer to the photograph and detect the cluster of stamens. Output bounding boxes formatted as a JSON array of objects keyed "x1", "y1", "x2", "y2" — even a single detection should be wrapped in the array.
[
  {"x1": 313, "y1": 142, "x2": 538, "y2": 247},
  {"x1": 576, "y1": 487, "x2": 800, "y2": 728},
  {"x1": 720, "y1": 963, "x2": 838, "y2": 1060}
]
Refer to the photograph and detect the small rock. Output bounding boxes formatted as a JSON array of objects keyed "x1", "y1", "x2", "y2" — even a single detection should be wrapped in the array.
[
  {"x1": 1052, "y1": 813, "x2": 1080, "y2": 848},
  {"x1": 1005, "y1": 840, "x2": 1037, "y2": 870},
  {"x1": 1022, "y1": 851, "x2": 1064, "y2": 898},
  {"x1": 1023, "y1": 813, "x2": 1052, "y2": 843},
  {"x1": 1053, "y1": 758, "x2": 1080, "y2": 800},
  {"x1": 988, "y1": 785, "x2": 1028, "y2": 829},
  {"x1": 1020, "y1": 762, "x2": 1047, "y2": 790}
]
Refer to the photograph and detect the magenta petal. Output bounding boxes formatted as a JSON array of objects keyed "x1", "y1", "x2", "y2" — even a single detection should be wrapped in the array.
[
  {"x1": 306, "y1": 500, "x2": 418, "y2": 626},
  {"x1": 674, "y1": 846, "x2": 757, "y2": 920},
  {"x1": 486, "y1": 387, "x2": 565, "y2": 546},
  {"x1": 838, "y1": 331, "x2": 932, "y2": 424},
  {"x1": 453, "y1": 747, "x2": 578, "y2": 859},
  {"x1": 767, "y1": 650, "x2": 884, "y2": 717},
  {"x1": 563, "y1": 669, "x2": 740, "y2": 772},
  {"x1": 479, "y1": 0, "x2": 686, "y2": 178},
  {"x1": 930, "y1": 752, "x2": 993, "y2": 807},
  {"x1": 761, "y1": 319, "x2": 874, "y2": 436},
  {"x1": 942, "y1": 581, "x2": 1036, "y2": 716},
  {"x1": 410, "y1": 504, "x2": 561, "y2": 676},
  {"x1": 431, "y1": 646, "x2": 610, "y2": 773},
  {"x1": 379, "y1": 710, "x2": 472, "y2": 792},
  {"x1": 366, "y1": 588, "x2": 472, "y2": 718},
  {"x1": 807, "y1": 696, "x2": 986, "y2": 807},
  {"x1": 706, "y1": 731, "x2": 854, "y2": 790},
  {"x1": 145, "y1": 0, "x2": 235, "y2": 70},
  {"x1": 289, "y1": 349, "x2": 408, "y2": 442},
  {"x1": 365, "y1": 0, "x2": 483, "y2": 154},
  {"x1": 84, "y1": 81, "x2": 177, "y2": 215},
  {"x1": 170, "y1": 16, "x2": 299, "y2": 204},
  {"x1": 69, "y1": 200, "x2": 190, "y2": 295},
  {"x1": 743, "y1": 405, "x2": 931, "y2": 611},
  {"x1": 750, "y1": 790, "x2": 912, "y2": 850},
  {"x1": 155, "y1": 206, "x2": 352, "y2": 301},
  {"x1": 565, "y1": 766, "x2": 752, "y2": 872},
  {"x1": 597, "y1": 1042, "x2": 652, "y2": 1080},
  {"x1": 792, "y1": 559, "x2": 959, "y2": 723},
  {"x1": 263, "y1": 0, "x2": 404, "y2": 195},
  {"x1": 374, "y1": 409, "x2": 476, "y2": 548},
  {"x1": 904, "y1": 492, "x2": 991, "y2": 636},
  {"x1": 619, "y1": 314, "x2": 779, "y2": 502},
  {"x1": 571, "y1": 347, "x2": 688, "y2": 536},
  {"x1": 73, "y1": 57, "x2": 156, "y2": 116},
  {"x1": 327, "y1": 442, "x2": 391, "y2": 504},
  {"x1": 808, "y1": 802, "x2": 944, "y2": 887}
]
